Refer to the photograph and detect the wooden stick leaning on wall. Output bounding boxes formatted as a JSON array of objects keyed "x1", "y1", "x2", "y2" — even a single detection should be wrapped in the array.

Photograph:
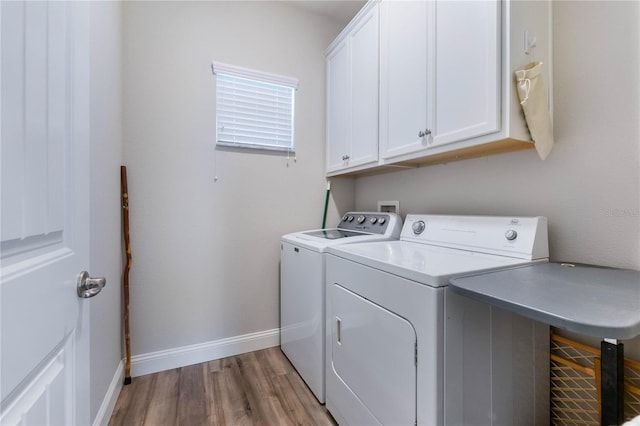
[{"x1": 121, "y1": 165, "x2": 132, "y2": 385}]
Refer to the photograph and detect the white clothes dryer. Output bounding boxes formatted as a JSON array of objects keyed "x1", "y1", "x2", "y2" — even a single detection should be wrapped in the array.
[
  {"x1": 280, "y1": 212, "x2": 402, "y2": 403},
  {"x1": 325, "y1": 214, "x2": 550, "y2": 425}
]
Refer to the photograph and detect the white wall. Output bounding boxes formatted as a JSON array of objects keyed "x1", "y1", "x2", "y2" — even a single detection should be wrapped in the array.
[
  {"x1": 89, "y1": 1, "x2": 124, "y2": 422},
  {"x1": 122, "y1": 1, "x2": 345, "y2": 360},
  {"x1": 355, "y1": 1, "x2": 640, "y2": 352}
]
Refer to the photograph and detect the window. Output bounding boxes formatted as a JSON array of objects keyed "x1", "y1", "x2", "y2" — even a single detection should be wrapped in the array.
[{"x1": 212, "y1": 62, "x2": 298, "y2": 152}]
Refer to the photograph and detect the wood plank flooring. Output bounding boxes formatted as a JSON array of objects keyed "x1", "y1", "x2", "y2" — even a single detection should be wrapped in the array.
[{"x1": 108, "y1": 347, "x2": 336, "y2": 426}]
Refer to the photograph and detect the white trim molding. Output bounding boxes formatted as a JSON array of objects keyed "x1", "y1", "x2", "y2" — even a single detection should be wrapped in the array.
[
  {"x1": 211, "y1": 62, "x2": 298, "y2": 89},
  {"x1": 93, "y1": 360, "x2": 124, "y2": 426},
  {"x1": 131, "y1": 328, "x2": 280, "y2": 377}
]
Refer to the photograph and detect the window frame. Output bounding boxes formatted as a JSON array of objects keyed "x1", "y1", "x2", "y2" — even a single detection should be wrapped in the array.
[{"x1": 212, "y1": 62, "x2": 298, "y2": 152}]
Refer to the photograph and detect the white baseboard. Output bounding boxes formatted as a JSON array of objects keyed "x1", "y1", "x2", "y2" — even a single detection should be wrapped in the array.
[
  {"x1": 93, "y1": 360, "x2": 124, "y2": 426},
  {"x1": 131, "y1": 328, "x2": 280, "y2": 377}
]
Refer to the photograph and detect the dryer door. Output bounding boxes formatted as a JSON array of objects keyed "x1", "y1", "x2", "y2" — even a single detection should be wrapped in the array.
[{"x1": 331, "y1": 284, "x2": 417, "y2": 425}]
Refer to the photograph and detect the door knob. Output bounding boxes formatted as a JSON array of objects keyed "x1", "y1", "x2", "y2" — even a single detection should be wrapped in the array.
[{"x1": 77, "y1": 271, "x2": 106, "y2": 298}]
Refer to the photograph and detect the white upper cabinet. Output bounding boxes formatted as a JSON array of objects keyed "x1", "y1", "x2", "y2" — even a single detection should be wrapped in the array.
[
  {"x1": 326, "y1": 40, "x2": 350, "y2": 173},
  {"x1": 378, "y1": 0, "x2": 430, "y2": 160},
  {"x1": 380, "y1": 0, "x2": 503, "y2": 163},
  {"x1": 327, "y1": 0, "x2": 552, "y2": 176},
  {"x1": 379, "y1": 0, "x2": 551, "y2": 166},
  {"x1": 431, "y1": 1, "x2": 500, "y2": 148},
  {"x1": 326, "y1": 2, "x2": 379, "y2": 175}
]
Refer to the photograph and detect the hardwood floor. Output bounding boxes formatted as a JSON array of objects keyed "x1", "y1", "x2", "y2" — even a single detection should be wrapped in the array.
[{"x1": 108, "y1": 347, "x2": 336, "y2": 426}]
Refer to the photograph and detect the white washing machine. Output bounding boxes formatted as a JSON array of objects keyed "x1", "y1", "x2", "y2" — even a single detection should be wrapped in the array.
[
  {"x1": 280, "y1": 212, "x2": 402, "y2": 403},
  {"x1": 325, "y1": 215, "x2": 551, "y2": 425}
]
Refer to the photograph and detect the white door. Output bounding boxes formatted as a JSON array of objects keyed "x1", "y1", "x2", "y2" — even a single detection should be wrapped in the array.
[
  {"x1": 379, "y1": 0, "x2": 430, "y2": 161},
  {"x1": 1, "y1": 2, "x2": 95, "y2": 425},
  {"x1": 347, "y1": 4, "x2": 378, "y2": 169},
  {"x1": 431, "y1": 0, "x2": 500, "y2": 148},
  {"x1": 326, "y1": 39, "x2": 349, "y2": 173}
]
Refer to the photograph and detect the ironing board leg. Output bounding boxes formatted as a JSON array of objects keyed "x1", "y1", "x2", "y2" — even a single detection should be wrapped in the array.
[{"x1": 601, "y1": 339, "x2": 624, "y2": 426}]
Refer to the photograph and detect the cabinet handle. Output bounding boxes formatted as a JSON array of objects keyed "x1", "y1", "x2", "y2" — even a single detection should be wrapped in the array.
[
  {"x1": 342, "y1": 155, "x2": 350, "y2": 161},
  {"x1": 418, "y1": 129, "x2": 432, "y2": 138},
  {"x1": 336, "y1": 316, "x2": 342, "y2": 344}
]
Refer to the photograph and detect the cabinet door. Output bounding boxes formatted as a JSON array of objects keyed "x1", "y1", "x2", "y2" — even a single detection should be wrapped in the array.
[
  {"x1": 326, "y1": 40, "x2": 349, "y2": 173},
  {"x1": 431, "y1": 0, "x2": 500, "y2": 148},
  {"x1": 347, "y1": 5, "x2": 379, "y2": 168},
  {"x1": 379, "y1": 0, "x2": 430, "y2": 161}
]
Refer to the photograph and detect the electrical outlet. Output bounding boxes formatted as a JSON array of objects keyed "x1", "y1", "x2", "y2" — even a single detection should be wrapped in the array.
[{"x1": 378, "y1": 201, "x2": 399, "y2": 215}]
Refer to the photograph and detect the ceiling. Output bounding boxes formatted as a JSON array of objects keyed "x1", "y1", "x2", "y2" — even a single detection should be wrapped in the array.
[{"x1": 285, "y1": 0, "x2": 367, "y2": 26}]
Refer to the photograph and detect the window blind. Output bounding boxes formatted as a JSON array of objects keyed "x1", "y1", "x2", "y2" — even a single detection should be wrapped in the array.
[{"x1": 213, "y1": 62, "x2": 298, "y2": 152}]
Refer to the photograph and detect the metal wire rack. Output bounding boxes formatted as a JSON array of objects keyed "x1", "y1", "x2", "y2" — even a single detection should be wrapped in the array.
[{"x1": 551, "y1": 333, "x2": 640, "y2": 425}]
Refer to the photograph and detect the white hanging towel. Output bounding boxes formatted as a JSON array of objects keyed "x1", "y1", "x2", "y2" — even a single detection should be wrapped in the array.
[{"x1": 515, "y1": 61, "x2": 554, "y2": 160}]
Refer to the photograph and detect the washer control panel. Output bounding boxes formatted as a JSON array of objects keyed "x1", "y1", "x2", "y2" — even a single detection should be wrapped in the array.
[
  {"x1": 339, "y1": 212, "x2": 396, "y2": 235},
  {"x1": 401, "y1": 214, "x2": 549, "y2": 260}
]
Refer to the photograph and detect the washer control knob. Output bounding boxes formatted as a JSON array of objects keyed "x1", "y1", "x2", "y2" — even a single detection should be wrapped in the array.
[
  {"x1": 347, "y1": 215, "x2": 354, "y2": 222},
  {"x1": 369, "y1": 217, "x2": 378, "y2": 224},
  {"x1": 412, "y1": 220, "x2": 426, "y2": 235},
  {"x1": 342, "y1": 214, "x2": 348, "y2": 222},
  {"x1": 505, "y1": 229, "x2": 518, "y2": 241},
  {"x1": 357, "y1": 215, "x2": 366, "y2": 224},
  {"x1": 378, "y1": 218, "x2": 386, "y2": 225}
]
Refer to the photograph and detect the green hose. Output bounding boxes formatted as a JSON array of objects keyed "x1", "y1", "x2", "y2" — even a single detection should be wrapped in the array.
[{"x1": 322, "y1": 181, "x2": 331, "y2": 228}]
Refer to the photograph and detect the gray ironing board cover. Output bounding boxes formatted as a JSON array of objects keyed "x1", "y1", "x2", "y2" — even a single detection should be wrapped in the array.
[{"x1": 449, "y1": 262, "x2": 640, "y2": 339}]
